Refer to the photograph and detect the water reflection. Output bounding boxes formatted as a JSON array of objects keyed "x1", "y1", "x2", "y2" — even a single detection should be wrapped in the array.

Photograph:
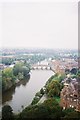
[
  {"x1": 2, "y1": 86, "x2": 16, "y2": 104},
  {"x1": 2, "y1": 70, "x2": 53, "y2": 113},
  {"x1": 16, "y1": 74, "x2": 30, "y2": 87}
]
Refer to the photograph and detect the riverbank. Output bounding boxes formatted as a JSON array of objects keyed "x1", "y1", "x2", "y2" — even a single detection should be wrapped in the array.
[
  {"x1": 13, "y1": 73, "x2": 66, "y2": 118},
  {"x1": 2, "y1": 70, "x2": 53, "y2": 113},
  {"x1": 2, "y1": 71, "x2": 80, "y2": 119},
  {"x1": 31, "y1": 73, "x2": 63, "y2": 106},
  {"x1": 2, "y1": 74, "x2": 30, "y2": 94}
]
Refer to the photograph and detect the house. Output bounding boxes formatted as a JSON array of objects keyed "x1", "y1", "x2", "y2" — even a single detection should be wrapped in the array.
[{"x1": 60, "y1": 78, "x2": 80, "y2": 112}]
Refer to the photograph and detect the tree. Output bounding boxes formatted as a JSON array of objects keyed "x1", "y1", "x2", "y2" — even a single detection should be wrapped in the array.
[
  {"x1": 13, "y1": 63, "x2": 23, "y2": 76},
  {"x1": 2, "y1": 58, "x2": 14, "y2": 65},
  {"x1": 2, "y1": 68, "x2": 15, "y2": 91},
  {"x1": 70, "y1": 68, "x2": 78, "y2": 75},
  {"x1": 2, "y1": 68, "x2": 13, "y2": 78},
  {"x1": 22, "y1": 66, "x2": 30, "y2": 77},
  {"x1": 63, "y1": 108, "x2": 80, "y2": 119},
  {"x1": 2, "y1": 105, "x2": 14, "y2": 120},
  {"x1": 13, "y1": 62, "x2": 30, "y2": 78},
  {"x1": 46, "y1": 80, "x2": 62, "y2": 97},
  {"x1": 40, "y1": 88, "x2": 44, "y2": 95},
  {"x1": 41, "y1": 98, "x2": 62, "y2": 118},
  {"x1": 18, "y1": 98, "x2": 62, "y2": 119}
]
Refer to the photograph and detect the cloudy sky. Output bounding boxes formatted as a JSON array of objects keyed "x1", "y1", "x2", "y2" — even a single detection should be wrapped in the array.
[{"x1": 0, "y1": 0, "x2": 78, "y2": 49}]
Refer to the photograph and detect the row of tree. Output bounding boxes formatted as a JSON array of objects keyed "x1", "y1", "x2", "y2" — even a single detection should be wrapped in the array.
[
  {"x1": 2, "y1": 98, "x2": 80, "y2": 119},
  {"x1": 45, "y1": 73, "x2": 65, "y2": 97}
]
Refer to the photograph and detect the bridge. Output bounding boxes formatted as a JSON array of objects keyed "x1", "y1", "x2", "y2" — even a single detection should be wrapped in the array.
[
  {"x1": 31, "y1": 64, "x2": 51, "y2": 70},
  {"x1": 31, "y1": 64, "x2": 55, "y2": 72}
]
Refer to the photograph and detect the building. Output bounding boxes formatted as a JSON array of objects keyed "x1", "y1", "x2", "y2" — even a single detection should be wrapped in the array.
[{"x1": 60, "y1": 78, "x2": 80, "y2": 112}]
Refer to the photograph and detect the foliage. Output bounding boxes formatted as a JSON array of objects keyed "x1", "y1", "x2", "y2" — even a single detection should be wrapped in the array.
[
  {"x1": 2, "y1": 68, "x2": 16, "y2": 91},
  {"x1": 31, "y1": 96, "x2": 40, "y2": 105},
  {"x1": 45, "y1": 75, "x2": 55, "y2": 85},
  {"x1": 2, "y1": 68, "x2": 14, "y2": 78},
  {"x1": 7, "y1": 71, "x2": 79, "y2": 119},
  {"x1": 45, "y1": 73, "x2": 66, "y2": 87},
  {"x1": 13, "y1": 62, "x2": 30, "y2": 79},
  {"x1": 54, "y1": 96, "x2": 60, "y2": 103},
  {"x1": 46, "y1": 80, "x2": 62, "y2": 97},
  {"x1": 76, "y1": 68, "x2": 80, "y2": 78},
  {"x1": 62, "y1": 108, "x2": 80, "y2": 119},
  {"x1": 57, "y1": 73, "x2": 66, "y2": 82},
  {"x1": 17, "y1": 98, "x2": 63, "y2": 119},
  {"x1": 70, "y1": 68, "x2": 78, "y2": 75},
  {"x1": 2, "y1": 58, "x2": 14, "y2": 65},
  {"x1": 13, "y1": 63, "x2": 23, "y2": 76},
  {"x1": 2, "y1": 105, "x2": 14, "y2": 120},
  {"x1": 2, "y1": 62, "x2": 30, "y2": 91},
  {"x1": 44, "y1": 73, "x2": 65, "y2": 98},
  {"x1": 31, "y1": 88, "x2": 45, "y2": 105},
  {"x1": 0, "y1": 70, "x2": 2, "y2": 90},
  {"x1": 40, "y1": 88, "x2": 45, "y2": 95},
  {"x1": 22, "y1": 66, "x2": 30, "y2": 77}
]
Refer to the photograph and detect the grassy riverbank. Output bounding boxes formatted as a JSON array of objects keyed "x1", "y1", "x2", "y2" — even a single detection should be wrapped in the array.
[{"x1": 31, "y1": 73, "x2": 65, "y2": 105}]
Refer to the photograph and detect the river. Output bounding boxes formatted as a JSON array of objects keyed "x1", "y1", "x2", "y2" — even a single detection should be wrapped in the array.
[{"x1": 2, "y1": 70, "x2": 54, "y2": 113}]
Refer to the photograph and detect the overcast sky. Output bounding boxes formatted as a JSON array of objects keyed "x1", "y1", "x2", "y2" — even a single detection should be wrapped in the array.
[{"x1": 0, "y1": 0, "x2": 78, "y2": 49}]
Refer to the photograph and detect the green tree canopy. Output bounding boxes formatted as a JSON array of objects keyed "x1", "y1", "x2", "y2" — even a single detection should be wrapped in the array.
[
  {"x1": 2, "y1": 105, "x2": 14, "y2": 120},
  {"x1": 2, "y1": 68, "x2": 15, "y2": 91},
  {"x1": 13, "y1": 62, "x2": 30, "y2": 78},
  {"x1": 46, "y1": 80, "x2": 62, "y2": 97}
]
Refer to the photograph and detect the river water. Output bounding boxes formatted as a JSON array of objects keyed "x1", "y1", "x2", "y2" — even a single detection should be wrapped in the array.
[{"x1": 2, "y1": 70, "x2": 54, "y2": 113}]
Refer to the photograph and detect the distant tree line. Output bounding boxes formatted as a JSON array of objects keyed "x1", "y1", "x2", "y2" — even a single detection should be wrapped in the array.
[{"x1": 2, "y1": 58, "x2": 14, "y2": 65}]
